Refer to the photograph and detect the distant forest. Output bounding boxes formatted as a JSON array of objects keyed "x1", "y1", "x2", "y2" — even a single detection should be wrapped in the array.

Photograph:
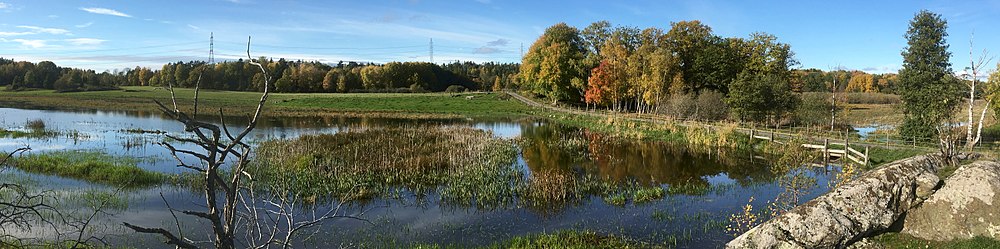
[
  {"x1": 0, "y1": 56, "x2": 894, "y2": 94},
  {"x1": 0, "y1": 58, "x2": 518, "y2": 93}
]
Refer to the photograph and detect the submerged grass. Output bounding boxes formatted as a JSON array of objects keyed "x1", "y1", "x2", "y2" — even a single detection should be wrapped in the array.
[
  {"x1": 9, "y1": 150, "x2": 165, "y2": 187},
  {"x1": 252, "y1": 126, "x2": 723, "y2": 210}
]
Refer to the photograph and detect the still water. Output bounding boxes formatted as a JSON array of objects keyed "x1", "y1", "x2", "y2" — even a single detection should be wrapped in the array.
[{"x1": 0, "y1": 107, "x2": 835, "y2": 248}]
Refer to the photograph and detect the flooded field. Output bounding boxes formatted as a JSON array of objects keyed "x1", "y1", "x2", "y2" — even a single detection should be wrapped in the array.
[{"x1": 0, "y1": 107, "x2": 836, "y2": 248}]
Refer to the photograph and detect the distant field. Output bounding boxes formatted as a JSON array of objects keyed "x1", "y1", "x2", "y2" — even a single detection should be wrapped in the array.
[{"x1": 0, "y1": 86, "x2": 538, "y2": 118}]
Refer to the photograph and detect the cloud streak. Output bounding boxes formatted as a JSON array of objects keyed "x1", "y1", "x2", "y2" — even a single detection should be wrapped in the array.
[
  {"x1": 486, "y1": 39, "x2": 508, "y2": 46},
  {"x1": 17, "y1": 25, "x2": 70, "y2": 35},
  {"x1": 10, "y1": 39, "x2": 47, "y2": 48},
  {"x1": 80, "y1": 7, "x2": 132, "y2": 18},
  {"x1": 0, "y1": 26, "x2": 71, "y2": 36},
  {"x1": 66, "y1": 38, "x2": 106, "y2": 46},
  {"x1": 76, "y1": 22, "x2": 94, "y2": 28}
]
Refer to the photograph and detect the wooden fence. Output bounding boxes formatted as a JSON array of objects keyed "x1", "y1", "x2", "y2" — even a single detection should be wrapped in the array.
[{"x1": 749, "y1": 128, "x2": 869, "y2": 167}]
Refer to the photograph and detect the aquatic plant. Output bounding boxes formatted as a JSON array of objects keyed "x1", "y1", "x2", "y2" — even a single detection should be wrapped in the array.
[{"x1": 252, "y1": 126, "x2": 521, "y2": 207}]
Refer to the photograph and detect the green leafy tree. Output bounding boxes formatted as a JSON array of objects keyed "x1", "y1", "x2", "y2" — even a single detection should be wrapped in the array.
[
  {"x1": 727, "y1": 74, "x2": 799, "y2": 125},
  {"x1": 897, "y1": 10, "x2": 962, "y2": 139}
]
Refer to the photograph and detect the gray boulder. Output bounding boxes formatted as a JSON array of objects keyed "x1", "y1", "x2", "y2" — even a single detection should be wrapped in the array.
[
  {"x1": 902, "y1": 160, "x2": 1000, "y2": 241},
  {"x1": 727, "y1": 155, "x2": 943, "y2": 249}
]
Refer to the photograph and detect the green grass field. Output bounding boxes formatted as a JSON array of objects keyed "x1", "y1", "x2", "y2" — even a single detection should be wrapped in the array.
[{"x1": 0, "y1": 86, "x2": 538, "y2": 118}]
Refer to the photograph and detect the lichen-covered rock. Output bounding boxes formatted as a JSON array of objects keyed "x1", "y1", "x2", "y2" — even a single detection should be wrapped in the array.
[
  {"x1": 902, "y1": 160, "x2": 1000, "y2": 241},
  {"x1": 726, "y1": 155, "x2": 943, "y2": 249}
]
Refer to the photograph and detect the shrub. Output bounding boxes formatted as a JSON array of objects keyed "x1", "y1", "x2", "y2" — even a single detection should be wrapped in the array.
[
  {"x1": 694, "y1": 91, "x2": 728, "y2": 121},
  {"x1": 445, "y1": 85, "x2": 467, "y2": 93},
  {"x1": 660, "y1": 93, "x2": 696, "y2": 119}
]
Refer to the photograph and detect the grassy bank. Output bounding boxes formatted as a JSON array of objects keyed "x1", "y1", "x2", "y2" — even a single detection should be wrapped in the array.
[
  {"x1": 0, "y1": 86, "x2": 537, "y2": 119},
  {"x1": 873, "y1": 232, "x2": 1000, "y2": 248},
  {"x1": 8, "y1": 150, "x2": 165, "y2": 187}
]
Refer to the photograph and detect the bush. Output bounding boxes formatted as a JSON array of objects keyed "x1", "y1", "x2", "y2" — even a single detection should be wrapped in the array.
[
  {"x1": 409, "y1": 83, "x2": 427, "y2": 93},
  {"x1": 660, "y1": 93, "x2": 696, "y2": 119},
  {"x1": 445, "y1": 85, "x2": 467, "y2": 93},
  {"x1": 694, "y1": 91, "x2": 728, "y2": 121}
]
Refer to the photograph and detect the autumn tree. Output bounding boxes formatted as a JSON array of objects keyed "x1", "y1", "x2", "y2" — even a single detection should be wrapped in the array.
[
  {"x1": 585, "y1": 60, "x2": 613, "y2": 108},
  {"x1": 845, "y1": 71, "x2": 877, "y2": 92},
  {"x1": 519, "y1": 23, "x2": 588, "y2": 104}
]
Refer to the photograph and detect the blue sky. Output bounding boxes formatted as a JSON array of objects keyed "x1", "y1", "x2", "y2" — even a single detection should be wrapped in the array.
[{"x1": 1, "y1": 0, "x2": 998, "y2": 73}]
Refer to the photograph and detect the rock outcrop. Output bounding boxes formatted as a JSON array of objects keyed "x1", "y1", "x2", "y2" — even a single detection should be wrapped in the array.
[
  {"x1": 726, "y1": 155, "x2": 944, "y2": 249},
  {"x1": 902, "y1": 160, "x2": 1000, "y2": 241}
]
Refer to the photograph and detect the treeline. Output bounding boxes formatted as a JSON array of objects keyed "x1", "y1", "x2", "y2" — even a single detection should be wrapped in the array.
[
  {"x1": 519, "y1": 21, "x2": 799, "y2": 123},
  {"x1": 794, "y1": 69, "x2": 900, "y2": 94},
  {"x1": 136, "y1": 60, "x2": 517, "y2": 93},
  {"x1": 0, "y1": 58, "x2": 123, "y2": 92},
  {"x1": 0, "y1": 58, "x2": 518, "y2": 93}
]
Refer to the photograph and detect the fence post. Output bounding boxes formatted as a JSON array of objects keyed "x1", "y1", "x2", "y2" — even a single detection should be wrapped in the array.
[
  {"x1": 824, "y1": 138, "x2": 830, "y2": 166},
  {"x1": 770, "y1": 129, "x2": 775, "y2": 141},
  {"x1": 749, "y1": 128, "x2": 755, "y2": 141},
  {"x1": 845, "y1": 136, "x2": 850, "y2": 158},
  {"x1": 864, "y1": 146, "x2": 870, "y2": 167}
]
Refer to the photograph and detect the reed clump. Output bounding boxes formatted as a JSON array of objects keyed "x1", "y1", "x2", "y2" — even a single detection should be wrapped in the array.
[{"x1": 252, "y1": 126, "x2": 520, "y2": 206}]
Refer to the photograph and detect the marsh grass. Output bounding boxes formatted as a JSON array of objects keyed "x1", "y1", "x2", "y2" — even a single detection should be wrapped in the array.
[
  {"x1": 25, "y1": 119, "x2": 46, "y2": 130},
  {"x1": 252, "y1": 126, "x2": 521, "y2": 207},
  {"x1": 9, "y1": 150, "x2": 165, "y2": 187},
  {"x1": 485, "y1": 230, "x2": 660, "y2": 249},
  {"x1": 0, "y1": 128, "x2": 58, "y2": 139}
]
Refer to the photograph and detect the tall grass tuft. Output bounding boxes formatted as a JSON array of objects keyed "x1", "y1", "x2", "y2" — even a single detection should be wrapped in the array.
[{"x1": 25, "y1": 119, "x2": 46, "y2": 131}]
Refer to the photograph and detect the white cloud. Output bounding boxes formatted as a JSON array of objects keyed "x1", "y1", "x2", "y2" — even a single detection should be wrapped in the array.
[
  {"x1": 0, "y1": 31, "x2": 34, "y2": 36},
  {"x1": 187, "y1": 24, "x2": 200, "y2": 30},
  {"x1": 65, "y1": 38, "x2": 106, "y2": 46},
  {"x1": 10, "y1": 39, "x2": 47, "y2": 48},
  {"x1": 75, "y1": 22, "x2": 94, "y2": 28},
  {"x1": 80, "y1": 7, "x2": 132, "y2": 18},
  {"x1": 0, "y1": 2, "x2": 8, "y2": 9},
  {"x1": 16, "y1": 25, "x2": 70, "y2": 35}
]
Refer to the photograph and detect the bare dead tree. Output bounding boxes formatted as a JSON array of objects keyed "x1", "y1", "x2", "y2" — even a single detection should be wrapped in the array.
[
  {"x1": 0, "y1": 147, "x2": 59, "y2": 246},
  {"x1": 123, "y1": 36, "x2": 360, "y2": 249},
  {"x1": 122, "y1": 36, "x2": 267, "y2": 249},
  {"x1": 963, "y1": 33, "x2": 994, "y2": 150}
]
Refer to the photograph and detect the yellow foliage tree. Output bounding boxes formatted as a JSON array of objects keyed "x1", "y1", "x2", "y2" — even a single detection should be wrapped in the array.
[{"x1": 845, "y1": 72, "x2": 877, "y2": 93}]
